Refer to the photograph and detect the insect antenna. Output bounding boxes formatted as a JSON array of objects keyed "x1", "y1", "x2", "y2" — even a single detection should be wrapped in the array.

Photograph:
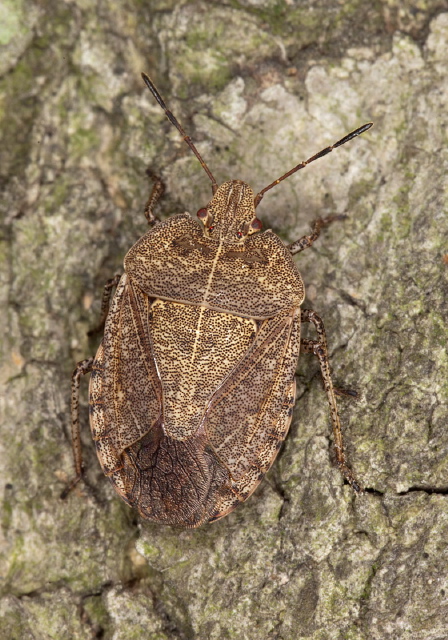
[
  {"x1": 142, "y1": 73, "x2": 218, "y2": 194},
  {"x1": 254, "y1": 122, "x2": 373, "y2": 207}
]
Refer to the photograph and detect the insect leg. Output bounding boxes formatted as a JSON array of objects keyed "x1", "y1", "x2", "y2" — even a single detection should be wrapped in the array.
[
  {"x1": 87, "y1": 274, "x2": 121, "y2": 336},
  {"x1": 144, "y1": 174, "x2": 165, "y2": 226},
  {"x1": 301, "y1": 309, "x2": 362, "y2": 493},
  {"x1": 288, "y1": 215, "x2": 346, "y2": 255},
  {"x1": 334, "y1": 386, "x2": 359, "y2": 398},
  {"x1": 61, "y1": 357, "x2": 95, "y2": 499}
]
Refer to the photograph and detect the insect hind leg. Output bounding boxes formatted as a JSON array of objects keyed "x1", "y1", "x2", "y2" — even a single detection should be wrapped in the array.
[
  {"x1": 61, "y1": 357, "x2": 95, "y2": 499},
  {"x1": 300, "y1": 309, "x2": 362, "y2": 493}
]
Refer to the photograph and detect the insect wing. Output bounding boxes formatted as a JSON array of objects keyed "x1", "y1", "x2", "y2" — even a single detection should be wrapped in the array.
[
  {"x1": 203, "y1": 307, "x2": 300, "y2": 520},
  {"x1": 89, "y1": 275, "x2": 162, "y2": 490}
]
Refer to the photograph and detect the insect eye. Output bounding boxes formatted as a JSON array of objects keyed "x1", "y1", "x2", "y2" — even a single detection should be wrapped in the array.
[
  {"x1": 208, "y1": 225, "x2": 215, "y2": 233},
  {"x1": 197, "y1": 208, "x2": 208, "y2": 220},
  {"x1": 250, "y1": 218, "x2": 262, "y2": 232},
  {"x1": 236, "y1": 231, "x2": 243, "y2": 239}
]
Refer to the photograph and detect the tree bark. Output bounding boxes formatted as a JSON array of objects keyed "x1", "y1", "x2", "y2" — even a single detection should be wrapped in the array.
[{"x1": 1, "y1": 1, "x2": 448, "y2": 638}]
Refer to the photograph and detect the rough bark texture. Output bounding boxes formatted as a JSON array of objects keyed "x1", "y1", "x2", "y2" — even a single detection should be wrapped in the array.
[{"x1": 1, "y1": 1, "x2": 448, "y2": 639}]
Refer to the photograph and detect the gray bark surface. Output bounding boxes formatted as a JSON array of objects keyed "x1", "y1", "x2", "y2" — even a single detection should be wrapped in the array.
[{"x1": 1, "y1": 1, "x2": 448, "y2": 638}]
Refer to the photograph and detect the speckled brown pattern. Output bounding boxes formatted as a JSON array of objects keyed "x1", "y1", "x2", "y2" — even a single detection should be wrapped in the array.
[
  {"x1": 88, "y1": 180, "x2": 305, "y2": 526},
  {"x1": 125, "y1": 184, "x2": 304, "y2": 319}
]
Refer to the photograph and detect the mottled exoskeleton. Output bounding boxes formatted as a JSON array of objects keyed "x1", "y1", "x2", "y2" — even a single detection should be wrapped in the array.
[{"x1": 66, "y1": 74, "x2": 372, "y2": 527}]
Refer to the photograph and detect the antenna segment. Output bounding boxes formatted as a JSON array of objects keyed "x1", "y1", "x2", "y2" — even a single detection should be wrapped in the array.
[
  {"x1": 253, "y1": 122, "x2": 373, "y2": 208},
  {"x1": 142, "y1": 73, "x2": 218, "y2": 194}
]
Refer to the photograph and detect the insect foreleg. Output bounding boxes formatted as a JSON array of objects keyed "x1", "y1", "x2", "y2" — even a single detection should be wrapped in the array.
[
  {"x1": 288, "y1": 215, "x2": 346, "y2": 255},
  {"x1": 144, "y1": 174, "x2": 165, "y2": 225}
]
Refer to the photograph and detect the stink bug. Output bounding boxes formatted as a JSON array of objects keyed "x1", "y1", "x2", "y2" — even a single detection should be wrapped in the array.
[{"x1": 64, "y1": 73, "x2": 372, "y2": 527}]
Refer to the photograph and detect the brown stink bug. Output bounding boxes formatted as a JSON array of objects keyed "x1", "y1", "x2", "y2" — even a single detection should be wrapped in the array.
[{"x1": 64, "y1": 73, "x2": 372, "y2": 527}]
